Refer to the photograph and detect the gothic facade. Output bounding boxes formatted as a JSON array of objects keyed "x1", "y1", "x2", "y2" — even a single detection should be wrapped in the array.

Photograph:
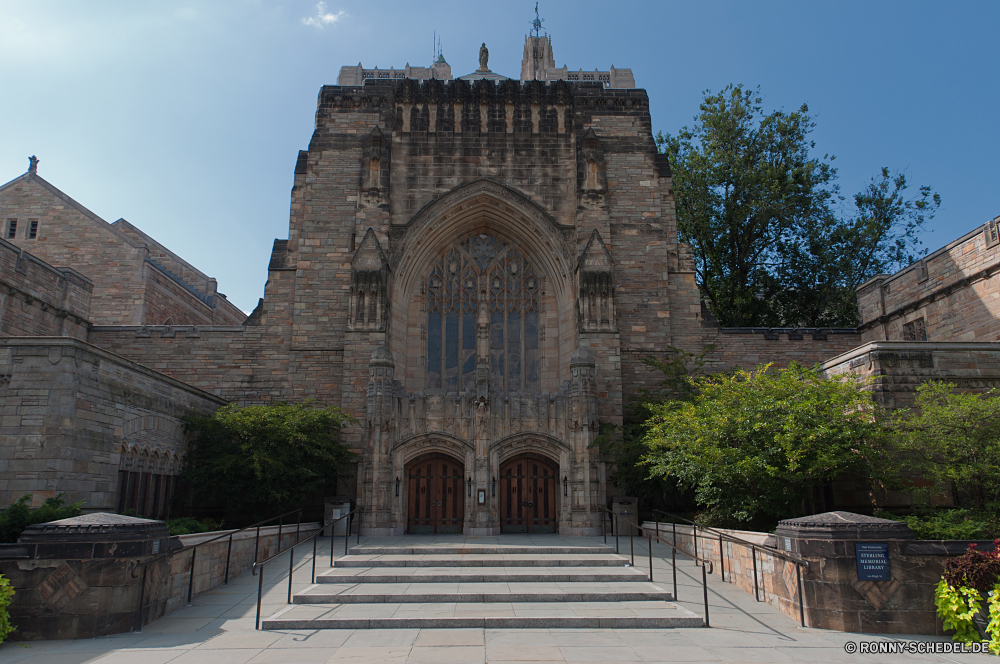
[{"x1": 1, "y1": 33, "x2": 998, "y2": 528}]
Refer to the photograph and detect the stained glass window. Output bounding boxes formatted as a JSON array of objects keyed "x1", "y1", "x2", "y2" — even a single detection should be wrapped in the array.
[{"x1": 426, "y1": 233, "x2": 540, "y2": 393}]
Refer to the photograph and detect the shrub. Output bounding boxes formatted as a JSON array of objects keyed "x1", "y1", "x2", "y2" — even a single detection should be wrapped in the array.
[
  {"x1": 0, "y1": 574, "x2": 13, "y2": 643},
  {"x1": 165, "y1": 517, "x2": 224, "y2": 536},
  {"x1": 943, "y1": 541, "x2": 1000, "y2": 593},
  {"x1": 876, "y1": 509, "x2": 991, "y2": 540},
  {"x1": 0, "y1": 494, "x2": 84, "y2": 544}
]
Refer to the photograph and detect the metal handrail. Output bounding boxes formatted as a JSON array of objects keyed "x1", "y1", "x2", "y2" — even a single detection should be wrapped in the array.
[
  {"x1": 127, "y1": 507, "x2": 309, "y2": 632},
  {"x1": 599, "y1": 506, "x2": 708, "y2": 626},
  {"x1": 251, "y1": 505, "x2": 362, "y2": 630},
  {"x1": 650, "y1": 508, "x2": 808, "y2": 626}
]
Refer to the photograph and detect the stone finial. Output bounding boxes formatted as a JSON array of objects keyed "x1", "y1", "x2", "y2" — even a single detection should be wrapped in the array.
[
  {"x1": 570, "y1": 345, "x2": 595, "y2": 367},
  {"x1": 28, "y1": 155, "x2": 38, "y2": 174},
  {"x1": 370, "y1": 343, "x2": 394, "y2": 366}
]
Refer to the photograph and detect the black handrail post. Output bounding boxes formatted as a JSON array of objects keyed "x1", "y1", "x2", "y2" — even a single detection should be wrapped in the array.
[
  {"x1": 614, "y1": 513, "x2": 619, "y2": 554},
  {"x1": 345, "y1": 515, "x2": 350, "y2": 556},
  {"x1": 254, "y1": 525, "x2": 261, "y2": 564},
  {"x1": 278, "y1": 515, "x2": 283, "y2": 550},
  {"x1": 296, "y1": 509, "x2": 301, "y2": 544},
  {"x1": 312, "y1": 529, "x2": 318, "y2": 584},
  {"x1": 719, "y1": 533, "x2": 725, "y2": 582},
  {"x1": 287, "y1": 544, "x2": 295, "y2": 604},
  {"x1": 752, "y1": 546, "x2": 760, "y2": 601},
  {"x1": 329, "y1": 522, "x2": 334, "y2": 568},
  {"x1": 702, "y1": 563, "x2": 710, "y2": 628},
  {"x1": 693, "y1": 525, "x2": 700, "y2": 566},
  {"x1": 224, "y1": 532, "x2": 233, "y2": 585},
  {"x1": 255, "y1": 564, "x2": 264, "y2": 630},
  {"x1": 187, "y1": 547, "x2": 196, "y2": 605},
  {"x1": 630, "y1": 524, "x2": 634, "y2": 566},
  {"x1": 356, "y1": 509, "x2": 361, "y2": 545},
  {"x1": 603, "y1": 510, "x2": 607, "y2": 544},
  {"x1": 135, "y1": 565, "x2": 147, "y2": 633},
  {"x1": 672, "y1": 521, "x2": 677, "y2": 551},
  {"x1": 671, "y1": 544, "x2": 677, "y2": 601},
  {"x1": 797, "y1": 563, "x2": 805, "y2": 627},
  {"x1": 647, "y1": 533, "x2": 653, "y2": 582}
]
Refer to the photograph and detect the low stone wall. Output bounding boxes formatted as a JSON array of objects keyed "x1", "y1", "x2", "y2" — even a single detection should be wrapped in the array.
[
  {"x1": 147, "y1": 522, "x2": 322, "y2": 623},
  {"x1": 643, "y1": 517, "x2": 998, "y2": 635}
]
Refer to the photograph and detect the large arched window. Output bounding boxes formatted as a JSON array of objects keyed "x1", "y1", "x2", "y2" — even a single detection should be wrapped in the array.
[{"x1": 427, "y1": 232, "x2": 540, "y2": 393}]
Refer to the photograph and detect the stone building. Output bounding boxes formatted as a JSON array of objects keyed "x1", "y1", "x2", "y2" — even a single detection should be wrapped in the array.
[{"x1": 0, "y1": 32, "x2": 997, "y2": 530}]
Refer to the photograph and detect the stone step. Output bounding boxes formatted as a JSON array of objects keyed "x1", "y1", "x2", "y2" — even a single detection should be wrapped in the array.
[
  {"x1": 296, "y1": 581, "x2": 672, "y2": 604},
  {"x1": 333, "y1": 554, "x2": 628, "y2": 568},
  {"x1": 349, "y1": 545, "x2": 614, "y2": 555},
  {"x1": 261, "y1": 600, "x2": 704, "y2": 630},
  {"x1": 317, "y1": 567, "x2": 649, "y2": 584}
]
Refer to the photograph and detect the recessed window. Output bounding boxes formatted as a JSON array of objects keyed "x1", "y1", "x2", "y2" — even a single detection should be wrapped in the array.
[
  {"x1": 6, "y1": 220, "x2": 16, "y2": 239},
  {"x1": 28, "y1": 220, "x2": 38, "y2": 239},
  {"x1": 902, "y1": 317, "x2": 927, "y2": 341}
]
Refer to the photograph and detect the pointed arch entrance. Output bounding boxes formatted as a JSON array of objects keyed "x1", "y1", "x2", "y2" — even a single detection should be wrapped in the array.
[
  {"x1": 498, "y1": 454, "x2": 558, "y2": 533},
  {"x1": 406, "y1": 453, "x2": 465, "y2": 533}
]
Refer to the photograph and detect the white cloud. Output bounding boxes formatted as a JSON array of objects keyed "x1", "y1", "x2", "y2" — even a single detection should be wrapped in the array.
[{"x1": 302, "y1": 2, "x2": 344, "y2": 28}]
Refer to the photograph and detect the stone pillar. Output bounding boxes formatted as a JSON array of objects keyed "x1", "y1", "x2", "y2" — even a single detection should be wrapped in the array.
[
  {"x1": 0, "y1": 513, "x2": 171, "y2": 640},
  {"x1": 361, "y1": 344, "x2": 400, "y2": 536},
  {"x1": 565, "y1": 346, "x2": 602, "y2": 536},
  {"x1": 468, "y1": 299, "x2": 497, "y2": 535},
  {"x1": 775, "y1": 511, "x2": 917, "y2": 633}
]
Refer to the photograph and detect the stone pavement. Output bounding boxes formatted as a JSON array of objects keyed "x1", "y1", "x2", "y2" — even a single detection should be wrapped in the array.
[{"x1": 0, "y1": 535, "x2": 992, "y2": 663}]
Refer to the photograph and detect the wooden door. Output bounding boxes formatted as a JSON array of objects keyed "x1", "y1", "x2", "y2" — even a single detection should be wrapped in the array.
[
  {"x1": 499, "y1": 457, "x2": 558, "y2": 533},
  {"x1": 407, "y1": 455, "x2": 465, "y2": 533}
]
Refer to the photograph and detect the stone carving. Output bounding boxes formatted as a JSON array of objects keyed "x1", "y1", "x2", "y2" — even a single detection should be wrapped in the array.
[
  {"x1": 360, "y1": 126, "x2": 388, "y2": 207},
  {"x1": 578, "y1": 129, "x2": 607, "y2": 208},
  {"x1": 479, "y1": 43, "x2": 489, "y2": 71},
  {"x1": 28, "y1": 155, "x2": 38, "y2": 174},
  {"x1": 349, "y1": 228, "x2": 390, "y2": 331},
  {"x1": 577, "y1": 230, "x2": 616, "y2": 332}
]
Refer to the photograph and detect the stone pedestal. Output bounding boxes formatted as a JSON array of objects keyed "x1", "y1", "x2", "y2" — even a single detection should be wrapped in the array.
[
  {"x1": 0, "y1": 513, "x2": 170, "y2": 640},
  {"x1": 775, "y1": 511, "x2": 924, "y2": 633}
]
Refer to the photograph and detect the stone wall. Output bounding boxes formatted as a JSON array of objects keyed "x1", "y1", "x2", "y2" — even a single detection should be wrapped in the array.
[
  {"x1": 0, "y1": 238, "x2": 92, "y2": 340},
  {"x1": 0, "y1": 337, "x2": 226, "y2": 510},
  {"x1": 701, "y1": 327, "x2": 863, "y2": 374},
  {"x1": 857, "y1": 216, "x2": 1000, "y2": 344}
]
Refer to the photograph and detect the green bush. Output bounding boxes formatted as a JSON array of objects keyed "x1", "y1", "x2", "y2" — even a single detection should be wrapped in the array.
[
  {"x1": 0, "y1": 494, "x2": 83, "y2": 544},
  {"x1": 876, "y1": 509, "x2": 992, "y2": 540},
  {"x1": 165, "y1": 517, "x2": 224, "y2": 536},
  {"x1": 0, "y1": 574, "x2": 14, "y2": 643}
]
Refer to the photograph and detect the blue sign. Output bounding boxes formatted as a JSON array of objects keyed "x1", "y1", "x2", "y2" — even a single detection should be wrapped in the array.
[{"x1": 855, "y1": 542, "x2": 890, "y2": 581}]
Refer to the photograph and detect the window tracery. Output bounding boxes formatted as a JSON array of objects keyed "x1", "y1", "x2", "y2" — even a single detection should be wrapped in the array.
[{"x1": 426, "y1": 232, "x2": 540, "y2": 393}]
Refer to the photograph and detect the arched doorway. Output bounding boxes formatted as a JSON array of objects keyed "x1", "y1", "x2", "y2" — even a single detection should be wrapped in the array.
[
  {"x1": 499, "y1": 455, "x2": 558, "y2": 533},
  {"x1": 407, "y1": 454, "x2": 465, "y2": 533}
]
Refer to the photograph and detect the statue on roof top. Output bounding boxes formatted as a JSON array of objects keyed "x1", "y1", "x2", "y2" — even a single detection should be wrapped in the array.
[{"x1": 479, "y1": 43, "x2": 489, "y2": 71}]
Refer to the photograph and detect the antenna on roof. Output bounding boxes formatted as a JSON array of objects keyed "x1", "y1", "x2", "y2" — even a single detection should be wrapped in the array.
[{"x1": 531, "y1": 2, "x2": 545, "y2": 38}]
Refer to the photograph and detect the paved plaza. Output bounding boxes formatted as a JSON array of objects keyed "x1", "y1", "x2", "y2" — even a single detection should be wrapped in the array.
[{"x1": 0, "y1": 535, "x2": 991, "y2": 663}]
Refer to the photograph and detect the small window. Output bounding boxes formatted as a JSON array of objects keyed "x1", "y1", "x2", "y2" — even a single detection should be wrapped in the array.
[
  {"x1": 28, "y1": 220, "x2": 38, "y2": 239},
  {"x1": 6, "y1": 220, "x2": 16, "y2": 239}
]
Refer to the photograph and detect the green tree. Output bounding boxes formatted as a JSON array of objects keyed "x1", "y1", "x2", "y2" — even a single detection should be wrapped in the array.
[
  {"x1": 895, "y1": 381, "x2": 1000, "y2": 512},
  {"x1": 0, "y1": 494, "x2": 83, "y2": 544},
  {"x1": 642, "y1": 363, "x2": 895, "y2": 529},
  {"x1": 657, "y1": 84, "x2": 940, "y2": 327},
  {"x1": 182, "y1": 401, "x2": 357, "y2": 522}
]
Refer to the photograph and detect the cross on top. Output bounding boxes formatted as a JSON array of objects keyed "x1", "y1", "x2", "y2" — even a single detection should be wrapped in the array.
[{"x1": 531, "y1": 2, "x2": 545, "y2": 38}]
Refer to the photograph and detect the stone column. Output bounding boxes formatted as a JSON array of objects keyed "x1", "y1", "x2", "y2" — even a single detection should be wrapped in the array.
[
  {"x1": 362, "y1": 344, "x2": 399, "y2": 536},
  {"x1": 775, "y1": 511, "x2": 917, "y2": 633},
  {"x1": 566, "y1": 346, "x2": 601, "y2": 536}
]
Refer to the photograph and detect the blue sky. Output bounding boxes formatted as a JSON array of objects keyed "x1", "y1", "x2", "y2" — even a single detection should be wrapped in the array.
[{"x1": 2, "y1": 1, "x2": 997, "y2": 313}]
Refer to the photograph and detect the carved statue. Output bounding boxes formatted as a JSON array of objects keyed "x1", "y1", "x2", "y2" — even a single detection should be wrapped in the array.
[
  {"x1": 479, "y1": 43, "x2": 489, "y2": 71},
  {"x1": 28, "y1": 155, "x2": 38, "y2": 174}
]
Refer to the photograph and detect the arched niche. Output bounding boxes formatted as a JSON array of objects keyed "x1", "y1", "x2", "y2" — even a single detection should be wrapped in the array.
[{"x1": 388, "y1": 180, "x2": 577, "y2": 394}]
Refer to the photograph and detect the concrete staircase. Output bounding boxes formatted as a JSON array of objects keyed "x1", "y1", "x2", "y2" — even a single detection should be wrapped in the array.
[{"x1": 261, "y1": 537, "x2": 704, "y2": 629}]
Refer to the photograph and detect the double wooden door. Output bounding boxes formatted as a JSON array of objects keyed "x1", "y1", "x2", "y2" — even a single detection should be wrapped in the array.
[
  {"x1": 499, "y1": 457, "x2": 558, "y2": 533},
  {"x1": 407, "y1": 456, "x2": 465, "y2": 533}
]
